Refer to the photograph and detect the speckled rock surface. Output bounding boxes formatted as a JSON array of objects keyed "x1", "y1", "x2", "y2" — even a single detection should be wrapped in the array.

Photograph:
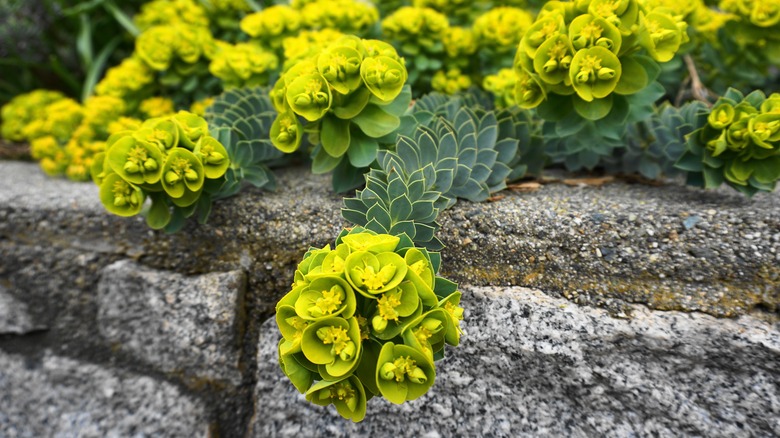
[
  {"x1": 0, "y1": 350, "x2": 211, "y2": 437},
  {"x1": 97, "y1": 260, "x2": 246, "y2": 385},
  {"x1": 251, "y1": 286, "x2": 780, "y2": 437},
  {"x1": 0, "y1": 285, "x2": 37, "y2": 334}
]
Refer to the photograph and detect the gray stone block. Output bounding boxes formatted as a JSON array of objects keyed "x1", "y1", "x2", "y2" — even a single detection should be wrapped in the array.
[
  {"x1": 0, "y1": 351, "x2": 210, "y2": 437},
  {"x1": 0, "y1": 284, "x2": 38, "y2": 334},
  {"x1": 97, "y1": 260, "x2": 246, "y2": 385},
  {"x1": 251, "y1": 286, "x2": 780, "y2": 437}
]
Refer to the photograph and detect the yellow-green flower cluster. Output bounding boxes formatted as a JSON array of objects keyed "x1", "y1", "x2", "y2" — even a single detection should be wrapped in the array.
[
  {"x1": 240, "y1": 6, "x2": 304, "y2": 50},
  {"x1": 719, "y1": 0, "x2": 780, "y2": 63},
  {"x1": 60, "y1": 96, "x2": 128, "y2": 181},
  {"x1": 512, "y1": 0, "x2": 687, "y2": 117},
  {"x1": 136, "y1": 24, "x2": 217, "y2": 72},
  {"x1": 209, "y1": 42, "x2": 280, "y2": 89},
  {"x1": 483, "y1": 68, "x2": 518, "y2": 107},
  {"x1": 277, "y1": 228, "x2": 463, "y2": 421},
  {"x1": 190, "y1": 97, "x2": 216, "y2": 117},
  {"x1": 381, "y1": 6, "x2": 449, "y2": 92},
  {"x1": 300, "y1": 0, "x2": 380, "y2": 35},
  {"x1": 1, "y1": 90, "x2": 65, "y2": 142},
  {"x1": 281, "y1": 29, "x2": 346, "y2": 71},
  {"x1": 134, "y1": 0, "x2": 210, "y2": 31},
  {"x1": 92, "y1": 111, "x2": 229, "y2": 220},
  {"x1": 473, "y1": 7, "x2": 534, "y2": 55},
  {"x1": 20, "y1": 97, "x2": 84, "y2": 144},
  {"x1": 382, "y1": 7, "x2": 450, "y2": 50},
  {"x1": 94, "y1": 57, "x2": 156, "y2": 104},
  {"x1": 269, "y1": 36, "x2": 408, "y2": 156},
  {"x1": 413, "y1": 0, "x2": 484, "y2": 25},
  {"x1": 679, "y1": 89, "x2": 780, "y2": 195},
  {"x1": 108, "y1": 117, "x2": 144, "y2": 136},
  {"x1": 442, "y1": 26, "x2": 478, "y2": 68},
  {"x1": 432, "y1": 68, "x2": 472, "y2": 94},
  {"x1": 30, "y1": 136, "x2": 68, "y2": 177},
  {"x1": 139, "y1": 97, "x2": 176, "y2": 119}
]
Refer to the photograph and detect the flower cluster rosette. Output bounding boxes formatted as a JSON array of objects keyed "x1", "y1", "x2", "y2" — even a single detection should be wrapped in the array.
[
  {"x1": 504, "y1": 0, "x2": 687, "y2": 170},
  {"x1": 431, "y1": 68, "x2": 472, "y2": 94},
  {"x1": 381, "y1": 6, "x2": 450, "y2": 93},
  {"x1": 677, "y1": 88, "x2": 780, "y2": 196},
  {"x1": 473, "y1": 6, "x2": 534, "y2": 71},
  {"x1": 1, "y1": 90, "x2": 66, "y2": 142},
  {"x1": 483, "y1": 68, "x2": 519, "y2": 108},
  {"x1": 134, "y1": 0, "x2": 210, "y2": 31},
  {"x1": 240, "y1": 5, "x2": 304, "y2": 51},
  {"x1": 94, "y1": 57, "x2": 156, "y2": 105},
  {"x1": 299, "y1": 0, "x2": 380, "y2": 36},
  {"x1": 6, "y1": 91, "x2": 133, "y2": 181},
  {"x1": 91, "y1": 111, "x2": 230, "y2": 231},
  {"x1": 208, "y1": 42, "x2": 279, "y2": 89},
  {"x1": 276, "y1": 228, "x2": 464, "y2": 422},
  {"x1": 513, "y1": 0, "x2": 687, "y2": 114},
  {"x1": 413, "y1": 0, "x2": 484, "y2": 25},
  {"x1": 269, "y1": 35, "x2": 410, "y2": 192}
]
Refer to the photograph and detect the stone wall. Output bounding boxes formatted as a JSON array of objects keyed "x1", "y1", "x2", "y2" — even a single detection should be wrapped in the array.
[{"x1": 1, "y1": 161, "x2": 778, "y2": 437}]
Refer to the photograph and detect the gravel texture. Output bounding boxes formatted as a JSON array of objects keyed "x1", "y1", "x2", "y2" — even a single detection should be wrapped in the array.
[
  {"x1": 251, "y1": 286, "x2": 780, "y2": 437},
  {"x1": 0, "y1": 350, "x2": 211, "y2": 437},
  {"x1": 97, "y1": 260, "x2": 247, "y2": 385}
]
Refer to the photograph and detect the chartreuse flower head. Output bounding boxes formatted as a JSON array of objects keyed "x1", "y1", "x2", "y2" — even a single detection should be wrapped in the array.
[
  {"x1": 345, "y1": 250, "x2": 408, "y2": 297},
  {"x1": 569, "y1": 14, "x2": 622, "y2": 54},
  {"x1": 569, "y1": 46, "x2": 622, "y2": 102},
  {"x1": 162, "y1": 148, "x2": 205, "y2": 206},
  {"x1": 240, "y1": 5, "x2": 303, "y2": 49},
  {"x1": 513, "y1": 69, "x2": 546, "y2": 109},
  {"x1": 173, "y1": 111, "x2": 209, "y2": 149},
  {"x1": 533, "y1": 34, "x2": 576, "y2": 85},
  {"x1": 286, "y1": 73, "x2": 333, "y2": 121},
  {"x1": 638, "y1": 10, "x2": 684, "y2": 62},
  {"x1": 270, "y1": 110, "x2": 303, "y2": 153},
  {"x1": 370, "y1": 281, "x2": 422, "y2": 339},
  {"x1": 276, "y1": 304, "x2": 309, "y2": 356},
  {"x1": 99, "y1": 173, "x2": 146, "y2": 217},
  {"x1": 318, "y1": 44, "x2": 364, "y2": 95},
  {"x1": 301, "y1": 316, "x2": 362, "y2": 379},
  {"x1": 360, "y1": 55, "x2": 407, "y2": 103},
  {"x1": 106, "y1": 135, "x2": 164, "y2": 185},
  {"x1": 376, "y1": 342, "x2": 435, "y2": 404},
  {"x1": 342, "y1": 232, "x2": 400, "y2": 254},
  {"x1": 294, "y1": 276, "x2": 357, "y2": 320},
  {"x1": 439, "y1": 291, "x2": 464, "y2": 346},
  {"x1": 306, "y1": 375, "x2": 367, "y2": 422},
  {"x1": 402, "y1": 308, "x2": 449, "y2": 361},
  {"x1": 677, "y1": 89, "x2": 780, "y2": 196}
]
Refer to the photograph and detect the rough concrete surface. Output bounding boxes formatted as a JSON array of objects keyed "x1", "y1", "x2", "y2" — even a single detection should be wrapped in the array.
[
  {"x1": 0, "y1": 351, "x2": 211, "y2": 438},
  {"x1": 252, "y1": 286, "x2": 780, "y2": 437},
  {"x1": 97, "y1": 260, "x2": 247, "y2": 385}
]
